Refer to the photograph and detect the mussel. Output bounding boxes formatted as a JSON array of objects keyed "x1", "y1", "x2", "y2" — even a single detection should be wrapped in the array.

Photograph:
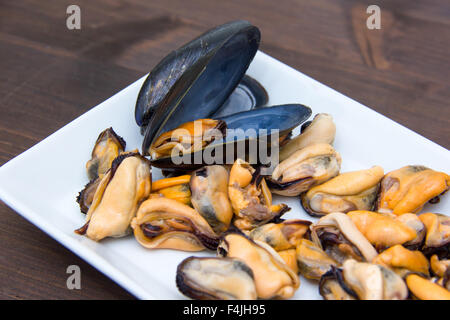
[
  {"x1": 77, "y1": 128, "x2": 126, "y2": 214},
  {"x1": 190, "y1": 165, "x2": 233, "y2": 234},
  {"x1": 277, "y1": 249, "x2": 299, "y2": 274},
  {"x1": 176, "y1": 256, "x2": 257, "y2": 300},
  {"x1": 372, "y1": 244, "x2": 430, "y2": 277},
  {"x1": 320, "y1": 260, "x2": 408, "y2": 300},
  {"x1": 418, "y1": 212, "x2": 449, "y2": 258},
  {"x1": 85, "y1": 127, "x2": 125, "y2": 181},
  {"x1": 248, "y1": 219, "x2": 311, "y2": 251},
  {"x1": 310, "y1": 212, "x2": 378, "y2": 263},
  {"x1": 75, "y1": 152, "x2": 151, "y2": 241},
  {"x1": 301, "y1": 166, "x2": 384, "y2": 217},
  {"x1": 296, "y1": 239, "x2": 338, "y2": 280},
  {"x1": 228, "y1": 159, "x2": 289, "y2": 230},
  {"x1": 405, "y1": 273, "x2": 450, "y2": 300},
  {"x1": 148, "y1": 104, "x2": 311, "y2": 171},
  {"x1": 319, "y1": 266, "x2": 357, "y2": 300},
  {"x1": 347, "y1": 211, "x2": 425, "y2": 251},
  {"x1": 268, "y1": 143, "x2": 341, "y2": 197},
  {"x1": 131, "y1": 197, "x2": 218, "y2": 251},
  {"x1": 430, "y1": 254, "x2": 449, "y2": 278},
  {"x1": 150, "y1": 175, "x2": 191, "y2": 205},
  {"x1": 149, "y1": 119, "x2": 226, "y2": 161},
  {"x1": 218, "y1": 233, "x2": 299, "y2": 299},
  {"x1": 376, "y1": 165, "x2": 449, "y2": 215},
  {"x1": 340, "y1": 259, "x2": 408, "y2": 300},
  {"x1": 135, "y1": 21, "x2": 260, "y2": 132},
  {"x1": 76, "y1": 177, "x2": 101, "y2": 214},
  {"x1": 279, "y1": 113, "x2": 336, "y2": 162}
]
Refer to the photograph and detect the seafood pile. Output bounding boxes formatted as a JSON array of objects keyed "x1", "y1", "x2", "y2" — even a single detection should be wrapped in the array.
[{"x1": 74, "y1": 21, "x2": 450, "y2": 300}]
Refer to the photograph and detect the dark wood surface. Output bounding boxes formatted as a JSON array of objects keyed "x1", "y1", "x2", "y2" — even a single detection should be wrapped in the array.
[{"x1": 0, "y1": 0, "x2": 449, "y2": 299}]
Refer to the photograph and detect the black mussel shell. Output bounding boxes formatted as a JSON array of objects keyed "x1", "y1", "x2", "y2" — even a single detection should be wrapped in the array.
[
  {"x1": 211, "y1": 75, "x2": 268, "y2": 118},
  {"x1": 150, "y1": 104, "x2": 312, "y2": 171},
  {"x1": 141, "y1": 22, "x2": 260, "y2": 155},
  {"x1": 139, "y1": 75, "x2": 268, "y2": 135},
  {"x1": 135, "y1": 20, "x2": 259, "y2": 132}
]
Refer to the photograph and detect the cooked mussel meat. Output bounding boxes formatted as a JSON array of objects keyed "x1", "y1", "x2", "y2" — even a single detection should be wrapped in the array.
[
  {"x1": 277, "y1": 249, "x2": 299, "y2": 274},
  {"x1": 296, "y1": 239, "x2": 338, "y2": 280},
  {"x1": 228, "y1": 159, "x2": 289, "y2": 230},
  {"x1": 131, "y1": 197, "x2": 218, "y2": 251},
  {"x1": 75, "y1": 152, "x2": 151, "y2": 241},
  {"x1": 248, "y1": 219, "x2": 311, "y2": 251},
  {"x1": 86, "y1": 127, "x2": 125, "y2": 181},
  {"x1": 310, "y1": 212, "x2": 378, "y2": 263},
  {"x1": 268, "y1": 143, "x2": 341, "y2": 196},
  {"x1": 176, "y1": 256, "x2": 257, "y2": 300},
  {"x1": 341, "y1": 259, "x2": 408, "y2": 300},
  {"x1": 279, "y1": 113, "x2": 336, "y2": 162},
  {"x1": 372, "y1": 244, "x2": 429, "y2": 277},
  {"x1": 430, "y1": 254, "x2": 450, "y2": 278},
  {"x1": 150, "y1": 175, "x2": 191, "y2": 205},
  {"x1": 419, "y1": 212, "x2": 449, "y2": 258},
  {"x1": 405, "y1": 273, "x2": 450, "y2": 300},
  {"x1": 319, "y1": 266, "x2": 357, "y2": 300},
  {"x1": 149, "y1": 119, "x2": 226, "y2": 160},
  {"x1": 218, "y1": 233, "x2": 299, "y2": 299},
  {"x1": 347, "y1": 211, "x2": 425, "y2": 251},
  {"x1": 301, "y1": 166, "x2": 384, "y2": 217},
  {"x1": 190, "y1": 165, "x2": 233, "y2": 234},
  {"x1": 376, "y1": 165, "x2": 449, "y2": 215}
]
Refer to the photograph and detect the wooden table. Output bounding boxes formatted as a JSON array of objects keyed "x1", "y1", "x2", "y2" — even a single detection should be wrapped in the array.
[{"x1": 1, "y1": 0, "x2": 449, "y2": 299}]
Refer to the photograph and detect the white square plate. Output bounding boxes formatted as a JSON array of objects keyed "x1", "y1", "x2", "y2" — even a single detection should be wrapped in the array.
[{"x1": 0, "y1": 51, "x2": 449, "y2": 299}]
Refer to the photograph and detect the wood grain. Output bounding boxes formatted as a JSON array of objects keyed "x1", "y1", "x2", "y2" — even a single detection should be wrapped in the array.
[{"x1": 0, "y1": 0, "x2": 449, "y2": 299}]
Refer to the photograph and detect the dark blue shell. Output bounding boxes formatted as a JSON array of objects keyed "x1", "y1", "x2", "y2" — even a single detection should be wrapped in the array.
[
  {"x1": 141, "y1": 22, "x2": 261, "y2": 154},
  {"x1": 135, "y1": 21, "x2": 260, "y2": 131}
]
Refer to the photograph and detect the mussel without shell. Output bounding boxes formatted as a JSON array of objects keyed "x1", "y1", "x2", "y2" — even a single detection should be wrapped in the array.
[
  {"x1": 268, "y1": 143, "x2": 341, "y2": 197},
  {"x1": 296, "y1": 239, "x2": 339, "y2": 280},
  {"x1": 228, "y1": 158, "x2": 289, "y2": 230},
  {"x1": 372, "y1": 244, "x2": 430, "y2": 277},
  {"x1": 190, "y1": 165, "x2": 233, "y2": 234},
  {"x1": 310, "y1": 212, "x2": 378, "y2": 264},
  {"x1": 419, "y1": 212, "x2": 449, "y2": 258},
  {"x1": 347, "y1": 211, "x2": 425, "y2": 251},
  {"x1": 248, "y1": 219, "x2": 311, "y2": 251},
  {"x1": 75, "y1": 152, "x2": 151, "y2": 241},
  {"x1": 218, "y1": 233, "x2": 299, "y2": 299},
  {"x1": 376, "y1": 165, "x2": 450, "y2": 215},
  {"x1": 405, "y1": 273, "x2": 450, "y2": 300},
  {"x1": 150, "y1": 175, "x2": 192, "y2": 205},
  {"x1": 85, "y1": 127, "x2": 125, "y2": 181},
  {"x1": 301, "y1": 166, "x2": 384, "y2": 217},
  {"x1": 279, "y1": 113, "x2": 336, "y2": 162},
  {"x1": 176, "y1": 256, "x2": 257, "y2": 300},
  {"x1": 131, "y1": 197, "x2": 219, "y2": 251}
]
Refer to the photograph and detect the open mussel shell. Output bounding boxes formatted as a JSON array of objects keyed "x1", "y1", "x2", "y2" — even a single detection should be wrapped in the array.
[
  {"x1": 135, "y1": 20, "x2": 258, "y2": 129},
  {"x1": 211, "y1": 75, "x2": 268, "y2": 118},
  {"x1": 141, "y1": 22, "x2": 261, "y2": 154},
  {"x1": 150, "y1": 104, "x2": 312, "y2": 171}
]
